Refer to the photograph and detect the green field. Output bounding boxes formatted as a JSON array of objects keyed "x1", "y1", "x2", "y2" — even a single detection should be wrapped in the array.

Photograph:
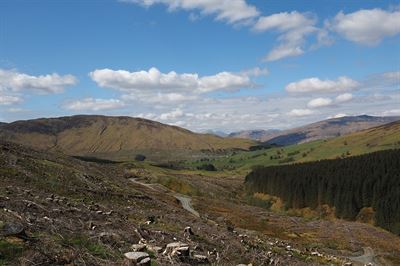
[{"x1": 185, "y1": 121, "x2": 400, "y2": 173}]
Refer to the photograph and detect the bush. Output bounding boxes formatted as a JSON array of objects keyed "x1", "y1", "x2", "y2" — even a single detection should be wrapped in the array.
[
  {"x1": 134, "y1": 154, "x2": 146, "y2": 161},
  {"x1": 197, "y1": 163, "x2": 217, "y2": 171}
]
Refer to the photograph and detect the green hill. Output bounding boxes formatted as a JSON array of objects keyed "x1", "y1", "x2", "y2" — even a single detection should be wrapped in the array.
[{"x1": 187, "y1": 121, "x2": 400, "y2": 172}]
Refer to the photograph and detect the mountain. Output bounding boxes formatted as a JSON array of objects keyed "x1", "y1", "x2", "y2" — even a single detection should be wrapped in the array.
[
  {"x1": 228, "y1": 129, "x2": 281, "y2": 141},
  {"x1": 204, "y1": 130, "x2": 229, "y2": 137},
  {"x1": 264, "y1": 115, "x2": 400, "y2": 146},
  {"x1": 0, "y1": 115, "x2": 255, "y2": 160},
  {"x1": 196, "y1": 120, "x2": 400, "y2": 171}
]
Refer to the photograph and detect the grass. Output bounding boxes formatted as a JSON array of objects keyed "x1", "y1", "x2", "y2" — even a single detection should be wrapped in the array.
[
  {"x1": 60, "y1": 235, "x2": 117, "y2": 260},
  {"x1": 184, "y1": 123, "x2": 400, "y2": 174},
  {"x1": 0, "y1": 239, "x2": 24, "y2": 265}
]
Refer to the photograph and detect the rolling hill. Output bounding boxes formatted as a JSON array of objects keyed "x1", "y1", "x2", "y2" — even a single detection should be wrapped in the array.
[
  {"x1": 188, "y1": 120, "x2": 400, "y2": 171},
  {"x1": 0, "y1": 115, "x2": 255, "y2": 160},
  {"x1": 230, "y1": 115, "x2": 399, "y2": 145}
]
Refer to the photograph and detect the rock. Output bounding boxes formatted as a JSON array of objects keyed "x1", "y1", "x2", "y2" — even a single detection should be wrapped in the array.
[
  {"x1": 124, "y1": 252, "x2": 150, "y2": 266},
  {"x1": 2, "y1": 223, "x2": 26, "y2": 238},
  {"x1": 131, "y1": 244, "x2": 146, "y2": 252},
  {"x1": 146, "y1": 245, "x2": 163, "y2": 253},
  {"x1": 138, "y1": 257, "x2": 151, "y2": 265},
  {"x1": 163, "y1": 242, "x2": 189, "y2": 257},
  {"x1": 171, "y1": 246, "x2": 189, "y2": 257}
]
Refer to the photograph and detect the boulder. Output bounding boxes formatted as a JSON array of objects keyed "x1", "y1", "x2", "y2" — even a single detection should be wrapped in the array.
[
  {"x1": 2, "y1": 223, "x2": 26, "y2": 238},
  {"x1": 124, "y1": 252, "x2": 150, "y2": 266}
]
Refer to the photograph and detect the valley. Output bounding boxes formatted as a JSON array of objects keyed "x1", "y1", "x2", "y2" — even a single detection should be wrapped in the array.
[{"x1": 1, "y1": 116, "x2": 399, "y2": 265}]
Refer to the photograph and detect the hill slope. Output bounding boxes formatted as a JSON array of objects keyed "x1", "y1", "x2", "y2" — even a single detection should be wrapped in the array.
[
  {"x1": 0, "y1": 115, "x2": 254, "y2": 160},
  {"x1": 235, "y1": 115, "x2": 399, "y2": 145},
  {"x1": 245, "y1": 149, "x2": 400, "y2": 235},
  {"x1": 228, "y1": 129, "x2": 281, "y2": 141},
  {"x1": 188, "y1": 120, "x2": 400, "y2": 171}
]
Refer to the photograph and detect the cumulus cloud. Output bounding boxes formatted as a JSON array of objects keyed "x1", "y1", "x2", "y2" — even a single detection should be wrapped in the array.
[
  {"x1": 0, "y1": 69, "x2": 77, "y2": 94},
  {"x1": 335, "y1": 93, "x2": 353, "y2": 103},
  {"x1": 288, "y1": 108, "x2": 314, "y2": 117},
  {"x1": 90, "y1": 67, "x2": 254, "y2": 93},
  {"x1": 285, "y1": 76, "x2": 359, "y2": 94},
  {"x1": 307, "y1": 97, "x2": 333, "y2": 108},
  {"x1": 159, "y1": 108, "x2": 185, "y2": 120},
  {"x1": 331, "y1": 8, "x2": 400, "y2": 45},
  {"x1": 330, "y1": 113, "x2": 347, "y2": 119},
  {"x1": 122, "y1": 0, "x2": 259, "y2": 24},
  {"x1": 63, "y1": 98, "x2": 125, "y2": 111},
  {"x1": 381, "y1": 109, "x2": 400, "y2": 116},
  {"x1": 0, "y1": 95, "x2": 22, "y2": 105},
  {"x1": 122, "y1": 92, "x2": 198, "y2": 103},
  {"x1": 253, "y1": 11, "x2": 318, "y2": 61}
]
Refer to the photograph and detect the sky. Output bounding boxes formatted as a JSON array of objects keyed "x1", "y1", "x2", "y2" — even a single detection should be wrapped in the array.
[{"x1": 0, "y1": 0, "x2": 399, "y2": 132}]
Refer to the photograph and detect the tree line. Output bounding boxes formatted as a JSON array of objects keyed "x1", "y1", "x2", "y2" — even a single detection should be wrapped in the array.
[{"x1": 245, "y1": 149, "x2": 400, "y2": 235}]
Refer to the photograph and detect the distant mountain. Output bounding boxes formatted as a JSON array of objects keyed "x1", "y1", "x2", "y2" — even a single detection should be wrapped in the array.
[
  {"x1": 205, "y1": 130, "x2": 229, "y2": 137},
  {"x1": 228, "y1": 129, "x2": 281, "y2": 141},
  {"x1": 264, "y1": 115, "x2": 400, "y2": 146},
  {"x1": 0, "y1": 115, "x2": 255, "y2": 160}
]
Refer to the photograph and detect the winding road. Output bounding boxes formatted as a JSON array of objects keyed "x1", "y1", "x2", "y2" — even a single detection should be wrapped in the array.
[
  {"x1": 130, "y1": 178, "x2": 200, "y2": 218},
  {"x1": 349, "y1": 247, "x2": 376, "y2": 265},
  {"x1": 174, "y1": 194, "x2": 200, "y2": 217}
]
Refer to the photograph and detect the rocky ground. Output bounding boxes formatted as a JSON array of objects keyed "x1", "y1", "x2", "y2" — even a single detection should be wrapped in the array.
[{"x1": 0, "y1": 141, "x2": 399, "y2": 265}]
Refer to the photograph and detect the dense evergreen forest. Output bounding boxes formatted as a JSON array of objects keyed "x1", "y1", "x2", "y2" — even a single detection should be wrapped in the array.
[{"x1": 245, "y1": 149, "x2": 400, "y2": 235}]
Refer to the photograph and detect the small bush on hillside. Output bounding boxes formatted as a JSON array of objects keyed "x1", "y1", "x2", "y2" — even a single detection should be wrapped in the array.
[
  {"x1": 197, "y1": 163, "x2": 217, "y2": 171},
  {"x1": 134, "y1": 154, "x2": 146, "y2": 161}
]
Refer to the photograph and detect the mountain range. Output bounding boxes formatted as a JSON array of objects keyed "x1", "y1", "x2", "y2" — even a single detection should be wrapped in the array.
[{"x1": 229, "y1": 115, "x2": 400, "y2": 146}]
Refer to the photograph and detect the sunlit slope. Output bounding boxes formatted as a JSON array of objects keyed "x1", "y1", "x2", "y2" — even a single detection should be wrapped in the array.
[
  {"x1": 0, "y1": 115, "x2": 255, "y2": 158},
  {"x1": 188, "y1": 121, "x2": 400, "y2": 171}
]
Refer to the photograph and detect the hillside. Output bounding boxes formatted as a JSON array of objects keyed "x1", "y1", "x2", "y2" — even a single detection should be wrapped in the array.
[
  {"x1": 228, "y1": 129, "x2": 281, "y2": 141},
  {"x1": 187, "y1": 120, "x2": 400, "y2": 171},
  {"x1": 245, "y1": 149, "x2": 400, "y2": 235},
  {"x1": 2, "y1": 141, "x2": 400, "y2": 265},
  {"x1": 230, "y1": 115, "x2": 399, "y2": 145},
  {"x1": 0, "y1": 115, "x2": 254, "y2": 160}
]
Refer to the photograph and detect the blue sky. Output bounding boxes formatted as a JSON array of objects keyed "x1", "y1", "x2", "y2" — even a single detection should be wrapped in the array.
[{"x1": 0, "y1": 0, "x2": 399, "y2": 132}]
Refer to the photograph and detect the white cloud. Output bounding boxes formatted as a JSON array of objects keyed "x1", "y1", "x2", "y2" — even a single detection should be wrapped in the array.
[
  {"x1": 240, "y1": 67, "x2": 269, "y2": 77},
  {"x1": 159, "y1": 108, "x2": 185, "y2": 120},
  {"x1": 285, "y1": 76, "x2": 359, "y2": 94},
  {"x1": 63, "y1": 98, "x2": 125, "y2": 111},
  {"x1": 90, "y1": 67, "x2": 254, "y2": 93},
  {"x1": 331, "y1": 8, "x2": 400, "y2": 45},
  {"x1": 0, "y1": 95, "x2": 22, "y2": 105},
  {"x1": 307, "y1": 97, "x2": 333, "y2": 108},
  {"x1": 382, "y1": 71, "x2": 400, "y2": 83},
  {"x1": 122, "y1": 92, "x2": 198, "y2": 103},
  {"x1": 381, "y1": 109, "x2": 400, "y2": 116},
  {"x1": 335, "y1": 93, "x2": 353, "y2": 103},
  {"x1": 253, "y1": 11, "x2": 318, "y2": 61},
  {"x1": 288, "y1": 108, "x2": 314, "y2": 117},
  {"x1": 331, "y1": 113, "x2": 347, "y2": 119},
  {"x1": 123, "y1": 0, "x2": 259, "y2": 24},
  {"x1": 0, "y1": 69, "x2": 77, "y2": 94}
]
